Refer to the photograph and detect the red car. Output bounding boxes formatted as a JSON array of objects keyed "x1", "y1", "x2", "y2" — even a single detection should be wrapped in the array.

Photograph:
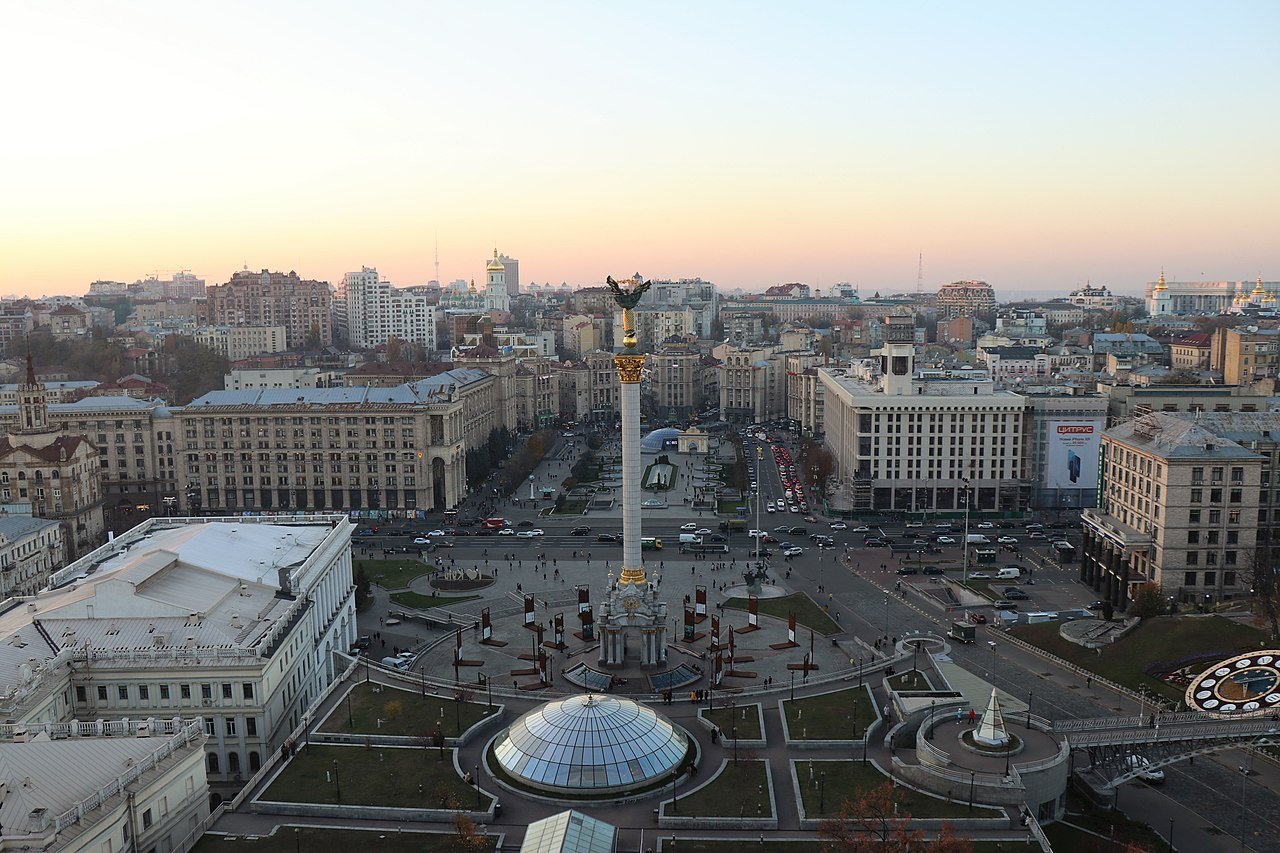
[{"x1": 969, "y1": 612, "x2": 988, "y2": 624}]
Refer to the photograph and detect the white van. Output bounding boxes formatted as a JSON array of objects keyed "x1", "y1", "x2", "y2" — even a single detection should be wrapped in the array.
[
  {"x1": 381, "y1": 656, "x2": 410, "y2": 671},
  {"x1": 966, "y1": 534, "x2": 991, "y2": 545},
  {"x1": 678, "y1": 533, "x2": 702, "y2": 545},
  {"x1": 996, "y1": 567, "x2": 1022, "y2": 579}
]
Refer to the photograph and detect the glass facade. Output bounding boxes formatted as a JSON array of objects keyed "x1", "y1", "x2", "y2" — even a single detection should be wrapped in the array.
[{"x1": 494, "y1": 694, "x2": 687, "y2": 793}]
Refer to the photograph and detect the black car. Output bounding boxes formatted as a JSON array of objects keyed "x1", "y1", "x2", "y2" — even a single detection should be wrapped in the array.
[
  {"x1": 865, "y1": 539, "x2": 888, "y2": 548},
  {"x1": 896, "y1": 566, "x2": 918, "y2": 575},
  {"x1": 459, "y1": 517, "x2": 481, "y2": 527},
  {"x1": 570, "y1": 526, "x2": 592, "y2": 535},
  {"x1": 709, "y1": 533, "x2": 727, "y2": 543},
  {"x1": 597, "y1": 533, "x2": 621, "y2": 543},
  {"x1": 788, "y1": 526, "x2": 807, "y2": 536},
  {"x1": 922, "y1": 566, "x2": 944, "y2": 575},
  {"x1": 475, "y1": 528, "x2": 494, "y2": 536},
  {"x1": 1006, "y1": 590, "x2": 1031, "y2": 600},
  {"x1": 517, "y1": 520, "x2": 535, "y2": 528}
]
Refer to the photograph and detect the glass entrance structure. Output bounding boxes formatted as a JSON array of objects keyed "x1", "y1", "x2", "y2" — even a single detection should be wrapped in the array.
[{"x1": 494, "y1": 694, "x2": 688, "y2": 795}]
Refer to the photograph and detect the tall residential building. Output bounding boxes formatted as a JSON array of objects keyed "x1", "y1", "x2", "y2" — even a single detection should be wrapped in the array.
[
  {"x1": 935, "y1": 280, "x2": 997, "y2": 318},
  {"x1": 206, "y1": 269, "x2": 333, "y2": 350},
  {"x1": 0, "y1": 359, "x2": 104, "y2": 559},
  {"x1": 338, "y1": 267, "x2": 438, "y2": 352},
  {"x1": 637, "y1": 279, "x2": 719, "y2": 339},
  {"x1": 819, "y1": 317, "x2": 1027, "y2": 513},
  {"x1": 1082, "y1": 413, "x2": 1261, "y2": 610}
]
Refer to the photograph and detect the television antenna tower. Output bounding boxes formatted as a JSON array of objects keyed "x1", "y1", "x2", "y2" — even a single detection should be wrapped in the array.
[
  {"x1": 434, "y1": 232, "x2": 441, "y2": 284},
  {"x1": 916, "y1": 252, "x2": 923, "y2": 299}
]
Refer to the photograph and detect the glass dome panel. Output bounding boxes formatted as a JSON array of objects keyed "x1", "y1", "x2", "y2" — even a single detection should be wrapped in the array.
[{"x1": 494, "y1": 693, "x2": 688, "y2": 794}]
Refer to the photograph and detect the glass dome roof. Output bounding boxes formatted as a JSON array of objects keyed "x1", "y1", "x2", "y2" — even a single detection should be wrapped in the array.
[
  {"x1": 494, "y1": 694, "x2": 688, "y2": 793},
  {"x1": 640, "y1": 427, "x2": 681, "y2": 452}
]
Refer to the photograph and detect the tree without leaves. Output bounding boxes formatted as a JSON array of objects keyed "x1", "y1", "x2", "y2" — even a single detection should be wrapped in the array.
[
  {"x1": 450, "y1": 814, "x2": 488, "y2": 852},
  {"x1": 818, "y1": 781, "x2": 973, "y2": 852}
]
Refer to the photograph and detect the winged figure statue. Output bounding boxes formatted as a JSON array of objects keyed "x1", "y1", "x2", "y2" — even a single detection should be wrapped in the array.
[{"x1": 606, "y1": 275, "x2": 652, "y2": 309}]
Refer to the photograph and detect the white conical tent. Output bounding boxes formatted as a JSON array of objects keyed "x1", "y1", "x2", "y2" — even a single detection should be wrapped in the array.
[{"x1": 973, "y1": 687, "x2": 1010, "y2": 746}]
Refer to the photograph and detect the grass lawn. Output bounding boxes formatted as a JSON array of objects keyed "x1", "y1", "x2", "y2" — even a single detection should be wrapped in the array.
[
  {"x1": 796, "y1": 760, "x2": 976, "y2": 819},
  {"x1": 194, "y1": 828, "x2": 494, "y2": 853},
  {"x1": 390, "y1": 591, "x2": 481, "y2": 610},
  {"x1": 673, "y1": 760, "x2": 772, "y2": 818},
  {"x1": 886, "y1": 669, "x2": 934, "y2": 691},
  {"x1": 1010, "y1": 615, "x2": 1267, "y2": 701},
  {"x1": 784, "y1": 687, "x2": 874, "y2": 740},
  {"x1": 703, "y1": 703, "x2": 762, "y2": 740},
  {"x1": 358, "y1": 559, "x2": 429, "y2": 591},
  {"x1": 724, "y1": 592, "x2": 840, "y2": 636},
  {"x1": 718, "y1": 499, "x2": 749, "y2": 516},
  {"x1": 552, "y1": 498, "x2": 589, "y2": 514},
  {"x1": 319, "y1": 682, "x2": 497, "y2": 738},
  {"x1": 261, "y1": 744, "x2": 490, "y2": 810}
]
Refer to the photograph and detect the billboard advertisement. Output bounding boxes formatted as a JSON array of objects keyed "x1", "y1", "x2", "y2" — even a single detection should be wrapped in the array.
[{"x1": 1045, "y1": 421, "x2": 1103, "y2": 490}]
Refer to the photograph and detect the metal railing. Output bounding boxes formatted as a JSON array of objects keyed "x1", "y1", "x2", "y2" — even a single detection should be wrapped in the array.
[{"x1": 53, "y1": 720, "x2": 204, "y2": 832}]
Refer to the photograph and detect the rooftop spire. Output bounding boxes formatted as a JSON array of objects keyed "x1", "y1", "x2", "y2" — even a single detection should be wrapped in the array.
[
  {"x1": 25, "y1": 346, "x2": 35, "y2": 386},
  {"x1": 973, "y1": 687, "x2": 1011, "y2": 747}
]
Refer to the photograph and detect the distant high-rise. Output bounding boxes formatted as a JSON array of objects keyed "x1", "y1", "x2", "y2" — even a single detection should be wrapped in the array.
[
  {"x1": 936, "y1": 280, "x2": 996, "y2": 318},
  {"x1": 206, "y1": 269, "x2": 332, "y2": 349}
]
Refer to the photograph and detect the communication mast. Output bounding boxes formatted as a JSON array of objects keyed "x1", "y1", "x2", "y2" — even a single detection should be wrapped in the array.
[{"x1": 916, "y1": 252, "x2": 923, "y2": 299}]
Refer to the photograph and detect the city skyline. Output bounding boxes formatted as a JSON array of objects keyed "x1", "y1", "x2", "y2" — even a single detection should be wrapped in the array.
[{"x1": 2, "y1": 2, "x2": 1276, "y2": 297}]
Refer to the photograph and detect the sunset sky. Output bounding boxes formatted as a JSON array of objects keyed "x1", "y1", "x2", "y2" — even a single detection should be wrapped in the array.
[{"x1": 2, "y1": 2, "x2": 1276, "y2": 298}]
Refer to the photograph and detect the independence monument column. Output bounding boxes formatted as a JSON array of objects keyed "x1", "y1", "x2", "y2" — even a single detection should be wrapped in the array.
[{"x1": 609, "y1": 274, "x2": 651, "y2": 588}]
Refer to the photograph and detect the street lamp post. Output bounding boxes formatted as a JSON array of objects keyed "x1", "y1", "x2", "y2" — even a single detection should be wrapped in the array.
[
  {"x1": 819, "y1": 770, "x2": 826, "y2": 814},
  {"x1": 1026, "y1": 691, "x2": 1033, "y2": 730},
  {"x1": 1168, "y1": 817, "x2": 1174, "y2": 852},
  {"x1": 333, "y1": 759, "x2": 341, "y2": 802},
  {"x1": 474, "y1": 764, "x2": 482, "y2": 809},
  {"x1": 790, "y1": 670, "x2": 795, "y2": 702},
  {"x1": 883, "y1": 597, "x2": 889, "y2": 644},
  {"x1": 968, "y1": 770, "x2": 976, "y2": 811},
  {"x1": 294, "y1": 828, "x2": 300, "y2": 853},
  {"x1": 987, "y1": 641, "x2": 996, "y2": 677}
]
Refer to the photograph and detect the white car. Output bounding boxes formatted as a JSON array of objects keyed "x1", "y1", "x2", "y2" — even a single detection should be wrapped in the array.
[
  {"x1": 426, "y1": 529, "x2": 445, "y2": 537},
  {"x1": 968, "y1": 572, "x2": 992, "y2": 580},
  {"x1": 515, "y1": 530, "x2": 538, "y2": 538},
  {"x1": 937, "y1": 536, "x2": 956, "y2": 544},
  {"x1": 695, "y1": 528, "x2": 711, "y2": 535},
  {"x1": 997, "y1": 536, "x2": 1019, "y2": 544},
  {"x1": 748, "y1": 529, "x2": 765, "y2": 538},
  {"x1": 412, "y1": 536, "x2": 430, "y2": 545},
  {"x1": 976, "y1": 522, "x2": 995, "y2": 529},
  {"x1": 830, "y1": 522, "x2": 847, "y2": 530},
  {"x1": 1124, "y1": 755, "x2": 1165, "y2": 784},
  {"x1": 680, "y1": 522, "x2": 698, "y2": 531},
  {"x1": 766, "y1": 505, "x2": 776, "y2": 513},
  {"x1": 850, "y1": 526, "x2": 869, "y2": 533},
  {"x1": 1028, "y1": 531, "x2": 1047, "y2": 540},
  {"x1": 498, "y1": 528, "x2": 515, "y2": 535}
]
